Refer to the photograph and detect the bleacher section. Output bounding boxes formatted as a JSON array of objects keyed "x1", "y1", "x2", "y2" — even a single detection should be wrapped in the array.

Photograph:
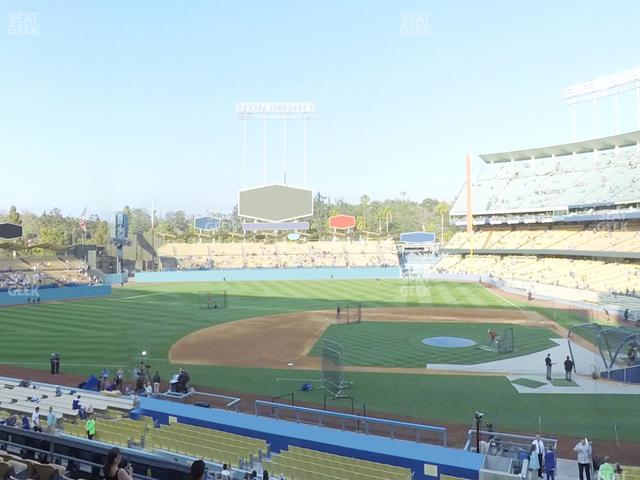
[
  {"x1": 447, "y1": 229, "x2": 640, "y2": 253},
  {"x1": 264, "y1": 446, "x2": 412, "y2": 480},
  {"x1": 157, "y1": 241, "x2": 399, "y2": 270},
  {"x1": 438, "y1": 254, "x2": 640, "y2": 296},
  {"x1": 0, "y1": 378, "x2": 133, "y2": 422},
  {"x1": 0, "y1": 254, "x2": 92, "y2": 290},
  {"x1": 451, "y1": 145, "x2": 640, "y2": 216},
  {"x1": 62, "y1": 417, "x2": 269, "y2": 469}
]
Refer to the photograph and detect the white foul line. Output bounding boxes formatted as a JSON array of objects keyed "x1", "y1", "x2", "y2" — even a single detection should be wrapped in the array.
[{"x1": 113, "y1": 292, "x2": 174, "y2": 301}]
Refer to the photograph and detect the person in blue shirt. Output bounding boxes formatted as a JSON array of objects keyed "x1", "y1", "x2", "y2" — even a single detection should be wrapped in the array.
[
  {"x1": 528, "y1": 444, "x2": 540, "y2": 480},
  {"x1": 544, "y1": 447, "x2": 557, "y2": 480}
]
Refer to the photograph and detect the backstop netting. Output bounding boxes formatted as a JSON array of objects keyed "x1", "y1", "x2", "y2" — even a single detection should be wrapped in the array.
[
  {"x1": 198, "y1": 290, "x2": 228, "y2": 310},
  {"x1": 479, "y1": 327, "x2": 514, "y2": 354},
  {"x1": 498, "y1": 327, "x2": 515, "y2": 354},
  {"x1": 336, "y1": 302, "x2": 362, "y2": 324},
  {"x1": 321, "y1": 339, "x2": 351, "y2": 397}
]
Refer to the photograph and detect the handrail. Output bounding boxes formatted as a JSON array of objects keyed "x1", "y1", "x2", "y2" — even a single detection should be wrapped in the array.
[
  {"x1": 156, "y1": 389, "x2": 240, "y2": 411},
  {"x1": 255, "y1": 400, "x2": 447, "y2": 446},
  {"x1": 0, "y1": 434, "x2": 156, "y2": 480}
]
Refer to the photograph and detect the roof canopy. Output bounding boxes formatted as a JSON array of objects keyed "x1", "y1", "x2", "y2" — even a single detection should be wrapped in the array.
[{"x1": 480, "y1": 130, "x2": 640, "y2": 164}]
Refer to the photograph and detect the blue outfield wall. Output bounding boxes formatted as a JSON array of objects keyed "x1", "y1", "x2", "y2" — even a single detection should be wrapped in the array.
[
  {"x1": 0, "y1": 284, "x2": 112, "y2": 306},
  {"x1": 133, "y1": 398, "x2": 481, "y2": 480},
  {"x1": 135, "y1": 266, "x2": 400, "y2": 283}
]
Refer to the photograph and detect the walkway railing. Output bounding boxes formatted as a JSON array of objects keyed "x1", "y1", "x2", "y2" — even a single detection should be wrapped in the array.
[{"x1": 255, "y1": 400, "x2": 447, "y2": 446}]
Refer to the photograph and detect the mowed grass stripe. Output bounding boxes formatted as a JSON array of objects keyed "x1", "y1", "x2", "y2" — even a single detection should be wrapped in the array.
[{"x1": 2, "y1": 278, "x2": 630, "y2": 444}]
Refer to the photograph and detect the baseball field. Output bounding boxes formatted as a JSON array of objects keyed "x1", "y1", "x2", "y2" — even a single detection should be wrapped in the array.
[{"x1": 0, "y1": 279, "x2": 636, "y2": 447}]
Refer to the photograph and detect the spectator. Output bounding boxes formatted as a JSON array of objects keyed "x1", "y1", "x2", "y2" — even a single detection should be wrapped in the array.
[
  {"x1": 544, "y1": 447, "x2": 557, "y2": 480},
  {"x1": 86, "y1": 413, "x2": 96, "y2": 440},
  {"x1": 55, "y1": 385, "x2": 62, "y2": 397},
  {"x1": 53, "y1": 353, "x2": 60, "y2": 374},
  {"x1": 564, "y1": 356, "x2": 575, "y2": 381},
  {"x1": 2, "y1": 413, "x2": 17, "y2": 427},
  {"x1": 528, "y1": 444, "x2": 540, "y2": 480},
  {"x1": 532, "y1": 434, "x2": 545, "y2": 478},
  {"x1": 614, "y1": 464, "x2": 623, "y2": 480},
  {"x1": 598, "y1": 456, "x2": 614, "y2": 480},
  {"x1": 72, "y1": 395, "x2": 82, "y2": 410},
  {"x1": 103, "y1": 447, "x2": 133, "y2": 480},
  {"x1": 152, "y1": 370, "x2": 161, "y2": 394},
  {"x1": 574, "y1": 438, "x2": 593, "y2": 480},
  {"x1": 220, "y1": 463, "x2": 231, "y2": 479},
  {"x1": 115, "y1": 369, "x2": 124, "y2": 390},
  {"x1": 190, "y1": 459, "x2": 205, "y2": 480},
  {"x1": 32, "y1": 406, "x2": 42, "y2": 432},
  {"x1": 134, "y1": 363, "x2": 144, "y2": 392},
  {"x1": 144, "y1": 381, "x2": 153, "y2": 396},
  {"x1": 47, "y1": 406, "x2": 57, "y2": 434}
]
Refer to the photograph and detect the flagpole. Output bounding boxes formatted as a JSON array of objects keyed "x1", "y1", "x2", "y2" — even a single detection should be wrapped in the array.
[{"x1": 151, "y1": 200, "x2": 156, "y2": 271}]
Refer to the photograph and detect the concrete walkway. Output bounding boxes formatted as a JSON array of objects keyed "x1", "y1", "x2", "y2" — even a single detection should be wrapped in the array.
[{"x1": 427, "y1": 338, "x2": 640, "y2": 395}]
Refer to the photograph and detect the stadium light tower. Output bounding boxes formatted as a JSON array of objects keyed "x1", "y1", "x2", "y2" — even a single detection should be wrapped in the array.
[
  {"x1": 235, "y1": 102, "x2": 316, "y2": 187},
  {"x1": 561, "y1": 66, "x2": 640, "y2": 141}
]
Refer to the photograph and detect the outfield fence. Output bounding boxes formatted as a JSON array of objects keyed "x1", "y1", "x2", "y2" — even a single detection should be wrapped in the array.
[{"x1": 255, "y1": 400, "x2": 448, "y2": 446}]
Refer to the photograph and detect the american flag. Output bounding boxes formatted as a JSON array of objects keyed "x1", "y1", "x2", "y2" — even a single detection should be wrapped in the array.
[{"x1": 79, "y1": 208, "x2": 88, "y2": 232}]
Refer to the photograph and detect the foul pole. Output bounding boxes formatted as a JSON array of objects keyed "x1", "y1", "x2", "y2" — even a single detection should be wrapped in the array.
[{"x1": 465, "y1": 153, "x2": 474, "y2": 255}]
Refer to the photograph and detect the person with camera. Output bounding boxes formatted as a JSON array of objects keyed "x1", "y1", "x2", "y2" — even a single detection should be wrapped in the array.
[
  {"x1": 103, "y1": 447, "x2": 134, "y2": 480},
  {"x1": 574, "y1": 438, "x2": 593, "y2": 480}
]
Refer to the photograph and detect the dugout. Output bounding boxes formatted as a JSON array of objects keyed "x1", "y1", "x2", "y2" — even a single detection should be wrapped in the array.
[{"x1": 568, "y1": 323, "x2": 640, "y2": 383}]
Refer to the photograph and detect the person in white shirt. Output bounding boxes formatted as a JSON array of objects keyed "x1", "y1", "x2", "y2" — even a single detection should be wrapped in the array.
[
  {"x1": 32, "y1": 406, "x2": 42, "y2": 432},
  {"x1": 220, "y1": 463, "x2": 231, "y2": 479},
  {"x1": 574, "y1": 438, "x2": 593, "y2": 480},
  {"x1": 532, "y1": 434, "x2": 545, "y2": 478}
]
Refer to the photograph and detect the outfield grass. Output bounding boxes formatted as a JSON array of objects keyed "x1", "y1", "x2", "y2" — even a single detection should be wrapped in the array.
[
  {"x1": 0, "y1": 279, "x2": 635, "y2": 443},
  {"x1": 308, "y1": 322, "x2": 559, "y2": 367}
]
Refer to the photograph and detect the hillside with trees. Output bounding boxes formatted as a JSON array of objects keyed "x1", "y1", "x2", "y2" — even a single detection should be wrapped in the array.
[{"x1": 0, "y1": 194, "x2": 455, "y2": 248}]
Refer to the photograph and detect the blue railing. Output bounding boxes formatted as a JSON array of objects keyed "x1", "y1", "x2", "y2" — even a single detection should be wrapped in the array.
[{"x1": 255, "y1": 400, "x2": 447, "y2": 446}]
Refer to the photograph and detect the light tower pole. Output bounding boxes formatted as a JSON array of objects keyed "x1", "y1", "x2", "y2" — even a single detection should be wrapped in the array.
[{"x1": 235, "y1": 102, "x2": 316, "y2": 186}]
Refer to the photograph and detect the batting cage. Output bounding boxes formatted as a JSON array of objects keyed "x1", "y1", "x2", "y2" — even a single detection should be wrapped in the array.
[
  {"x1": 321, "y1": 339, "x2": 352, "y2": 397},
  {"x1": 198, "y1": 290, "x2": 228, "y2": 310},
  {"x1": 335, "y1": 302, "x2": 362, "y2": 324},
  {"x1": 479, "y1": 327, "x2": 515, "y2": 354},
  {"x1": 568, "y1": 323, "x2": 640, "y2": 382}
]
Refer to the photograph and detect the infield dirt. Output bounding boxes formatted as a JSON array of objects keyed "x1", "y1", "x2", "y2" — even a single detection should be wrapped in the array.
[{"x1": 169, "y1": 306, "x2": 567, "y2": 374}]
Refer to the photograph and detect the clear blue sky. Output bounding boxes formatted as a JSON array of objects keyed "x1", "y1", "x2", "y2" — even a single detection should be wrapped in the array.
[{"x1": 2, "y1": 0, "x2": 640, "y2": 218}]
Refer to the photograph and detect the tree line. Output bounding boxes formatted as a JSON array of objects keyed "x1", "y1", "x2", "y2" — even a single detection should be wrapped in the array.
[{"x1": 0, "y1": 195, "x2": 455, "y2": 246}]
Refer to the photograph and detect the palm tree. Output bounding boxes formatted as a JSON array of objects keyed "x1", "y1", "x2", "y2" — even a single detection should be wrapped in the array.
[
  {"x1": 436, "y1": 202, "x2": 450, "y2": 247},
  {"x1": 359, "y1": 195, "x2": 370, "y2": 230},
  {"x1": 381, "y1": 207, "x2": 393, "y2": 234}
]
